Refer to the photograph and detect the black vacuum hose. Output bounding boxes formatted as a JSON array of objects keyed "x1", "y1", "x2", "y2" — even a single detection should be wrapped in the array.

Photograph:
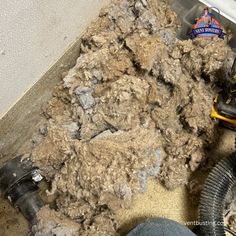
[
  {"x1": 0, "y1": 156, "x2": 44, "y2": 225},
  {"x1": 199, "y1": 152, "x2": 236, "y2": 236}
]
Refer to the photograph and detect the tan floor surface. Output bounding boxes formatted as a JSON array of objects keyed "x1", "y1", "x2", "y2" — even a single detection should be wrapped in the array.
[{"x1": 117, "y1": 179, "x2": 198, "y2": 235}]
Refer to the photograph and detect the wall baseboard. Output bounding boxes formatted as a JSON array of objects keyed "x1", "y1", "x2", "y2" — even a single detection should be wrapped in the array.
[{"x1": 0, "y1": 39, "x2": 81, "y2": 166}]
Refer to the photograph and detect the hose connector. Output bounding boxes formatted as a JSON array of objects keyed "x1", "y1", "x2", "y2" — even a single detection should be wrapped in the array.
[{"x1": 0, "y1": 155, "x2": 44, "y2": 225}]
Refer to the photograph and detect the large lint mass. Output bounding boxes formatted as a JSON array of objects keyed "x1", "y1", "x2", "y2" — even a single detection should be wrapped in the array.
[{"x1": 31, "y1": 0, "x2": 233, "y2": 235}]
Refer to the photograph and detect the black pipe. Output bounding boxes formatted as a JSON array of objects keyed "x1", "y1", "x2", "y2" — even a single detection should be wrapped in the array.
[
  {"x1": 199, "y1": 152, "x2": 236, "y2": 236},
  {"x1": 0, "y1": 156, "x2": 43, "y2": 225}
]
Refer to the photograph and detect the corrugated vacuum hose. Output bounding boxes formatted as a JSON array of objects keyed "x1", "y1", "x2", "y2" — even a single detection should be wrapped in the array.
[{"x1": 199, "y1": 152, "x2": 236, "y2": 236}]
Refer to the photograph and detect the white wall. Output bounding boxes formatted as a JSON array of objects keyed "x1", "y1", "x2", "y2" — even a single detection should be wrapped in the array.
[{"x1": 0, "y1": 0, "x2": 109, "y2": 118}]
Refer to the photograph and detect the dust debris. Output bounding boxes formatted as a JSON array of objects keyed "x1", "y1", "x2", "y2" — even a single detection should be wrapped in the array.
[
  {"x1": 33, "y1": 206, "x2": 81, "y2": 236},
  {"x1": 30, "y1": 0, "x2": 233, "y2": 235}
]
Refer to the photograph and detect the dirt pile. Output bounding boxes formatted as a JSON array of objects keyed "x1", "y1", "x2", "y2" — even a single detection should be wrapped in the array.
[{"x1": 30, "y1": 0, "x2": 232, "y2": 235}]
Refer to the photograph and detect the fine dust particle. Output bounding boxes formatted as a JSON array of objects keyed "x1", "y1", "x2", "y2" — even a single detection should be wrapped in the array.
[{"x1": 29, "y1": 0, "x2": 233, "y2": 235}]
